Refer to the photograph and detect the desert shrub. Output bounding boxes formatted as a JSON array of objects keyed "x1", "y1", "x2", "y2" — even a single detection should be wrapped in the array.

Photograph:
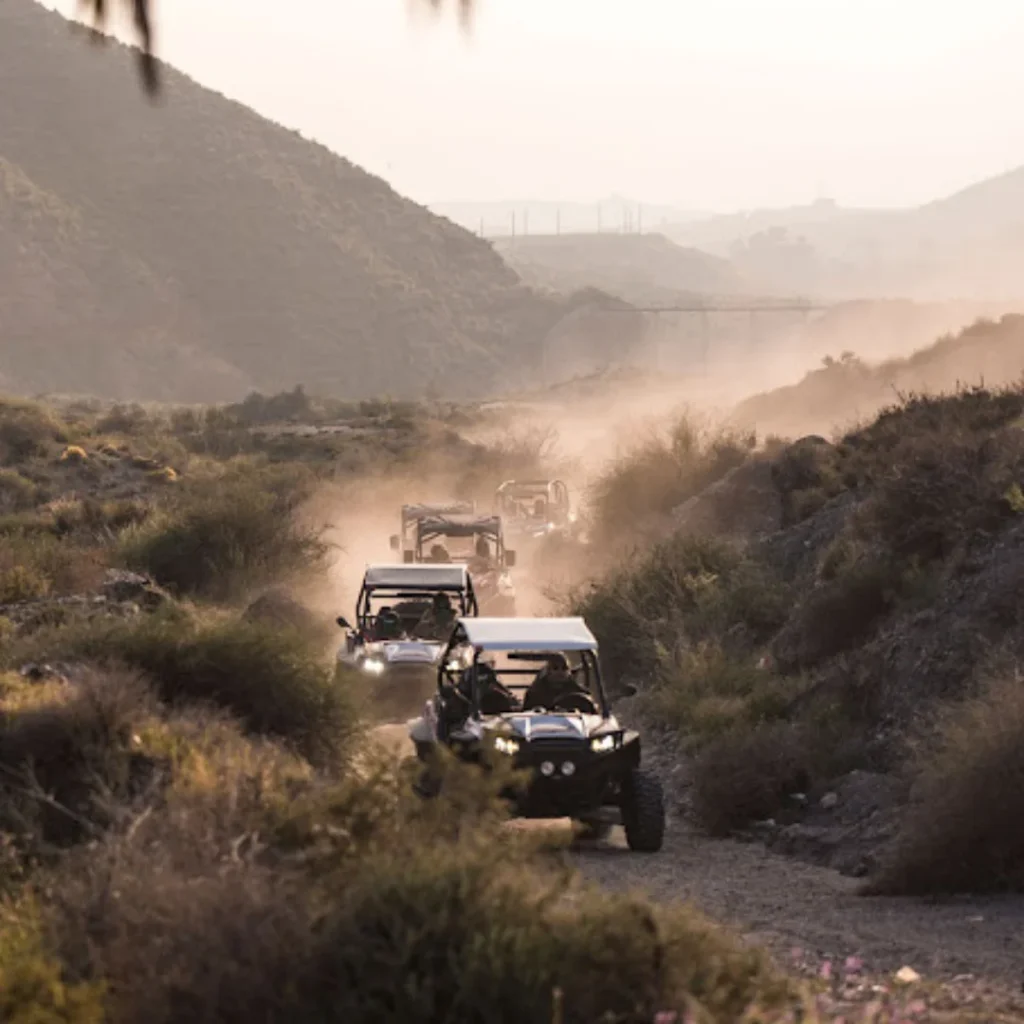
[
  {"x1": 641, "y1": 644, "x2": 809, "y2": 747},
  {"x1": 0, "y1": 668, "x2": 161, "y2": 850},
  {"x1": 771, "y1": 558, "x2": 897, "y2": 673},
  {"x1": 119, "y1": 466, "x2": 327, "y2": 600},
  {"x1": 689, "y1": 721, "x2": 820, "y2": 836},
  {"x1": 46, "y1": 827, "x2": 786, "y2": 1024},
  {"x1": 23, "y1": 610, "x2": 357, "y2": 769},
  {"x1": 0, "y1": 530, "x2": 107, "y2": 599},
  {"x1": 0, "y1": 903, "x2": 105, "y2": 1024},
  {"x1": 589, "y1": 414, "x2": 755, "y2": 542},
  {"x1": 861, "y1": 425, "x2": 1024, "y2": 564},
  {"x1": 869, "y1": 673, "x2": 1024, "y2": 895},
  {"x1": 0, "y1": 469, "x2": 40, "y2": 513},
  {"x1": 575, "y1": 532, "x2": 789, "y2": 690},
  {"x1": 0, "y1": 399, "x2": 69, "y2": 466}
]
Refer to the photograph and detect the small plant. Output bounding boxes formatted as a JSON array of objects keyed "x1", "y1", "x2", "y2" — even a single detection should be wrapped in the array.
[{"x1": 58, "y1": 445, "x2": 88, "y2": 464}]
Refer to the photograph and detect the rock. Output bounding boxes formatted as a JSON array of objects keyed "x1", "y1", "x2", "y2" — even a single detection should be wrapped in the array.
[
  {"x1": 101, "y1": 569, "x2": 170, "y2": 609},
  {"x1": 18, "y1": 662, "x2": 68, "y2": 684},
  {"x1": 895, "y1": 966, "x2": 922, "y2": 985},
  {"x1": 820, "y1": 791, "x2": 839, "y2": 810}
]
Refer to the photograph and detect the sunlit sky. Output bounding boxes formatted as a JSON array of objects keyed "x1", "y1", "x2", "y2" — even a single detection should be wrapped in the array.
[{"x1": 41, "y1": 0, "x2": 1024, "y2": 211}]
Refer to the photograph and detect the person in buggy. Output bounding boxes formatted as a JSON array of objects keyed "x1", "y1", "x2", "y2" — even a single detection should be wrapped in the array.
[
  {"x1": 414, "y1": 592, "x2": 458, "y2": 641},
  {"x1": 523, "y1": 653, "x2": 595, "y2": 713},
  {"x1": 439, "y1": 654, "x2": 519, "y2": 724}
]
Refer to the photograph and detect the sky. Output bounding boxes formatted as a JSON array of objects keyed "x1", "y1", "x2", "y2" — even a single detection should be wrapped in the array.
[{"x1": 41, "y1": 0, "x2": 1024, "y2": 212}]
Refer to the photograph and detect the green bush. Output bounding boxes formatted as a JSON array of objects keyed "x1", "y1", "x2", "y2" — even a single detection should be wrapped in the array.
[
  {"x1": 641, "y1": 644, "x2": 808, "y2": 748},
  {"x1": 0, "y1": 530, "x2": 107, "y2": 600},
  {"x1": 23, "y1": 610, "x2": 357, "y2": 769},
  {"x1": 869, "y1": 674, "x2": 1024, "y2": 895},
  {"x1": 120, "y1": 466, "x2": 327, "y2": 600},
  {"x1": 575, "y1": 533, "x2": 789, "y2": 690}
]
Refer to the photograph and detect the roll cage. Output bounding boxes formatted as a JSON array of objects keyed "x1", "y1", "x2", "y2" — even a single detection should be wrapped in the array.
[
  {"x1": 391, "y1": 501, "x2": 476, "y2": 554},
  {"x1": 495, "y1": 479, "x2": 570, "y2": 522},
  {"x1": 436, "y1": 617, "x2": 609, "y2": 720},
  {"x1": 407, "y1": 514, "x2": 515, "y2": 568},
  {"x1": 341, "y1": 565, "x2": 478, "y2": 641}
]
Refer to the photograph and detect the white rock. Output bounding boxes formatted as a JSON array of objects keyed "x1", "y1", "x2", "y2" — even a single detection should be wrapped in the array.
[
  {"x1": 820, "y1": 792, "x2": 839, "y2": 810},
  {"x1": 894, "y1": 966, "x2": 921, "y2": 984}
]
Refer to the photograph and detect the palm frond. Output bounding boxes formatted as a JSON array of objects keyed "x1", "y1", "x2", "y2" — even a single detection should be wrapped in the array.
[{"x1": 79, "y1": 0, "x2": 477, "y2": 97}]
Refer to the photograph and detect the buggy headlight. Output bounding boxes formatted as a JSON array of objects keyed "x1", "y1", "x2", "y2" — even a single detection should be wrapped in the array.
[
  {"x1": 494, "y1": 736, "x2": 520, "y2": 756},
  {"x1": 363, "y1": 658, "x2": 385, "y2": 676},
  {"x1": 590, "y1": 733, "x2": 621, "y2": 753}
]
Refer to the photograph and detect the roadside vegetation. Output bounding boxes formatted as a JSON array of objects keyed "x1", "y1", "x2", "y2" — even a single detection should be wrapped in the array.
[
  {"x1": 579, "y1": 382, "x2": 1024, "y2": 896},
  {"x1": 0, "y1": 388, "x2": 821, "y2": 1023}
]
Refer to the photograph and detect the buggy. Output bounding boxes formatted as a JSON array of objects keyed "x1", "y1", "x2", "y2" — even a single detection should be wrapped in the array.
[
  {"x1": 336, "y1": 564, "x2": 478, "y2": 719},
  {"x1": 494, "y1": 479, "x2": 575, "y2": 543},
  {"x1": 390, "y1": 501, "x2": 476, "y2": 558},
  {"x1": 407, "y1": 616, "x2": 665, "y2": 851},
  {"x1": 393, "y1": 513, "x2": 517, "y2": 616}
]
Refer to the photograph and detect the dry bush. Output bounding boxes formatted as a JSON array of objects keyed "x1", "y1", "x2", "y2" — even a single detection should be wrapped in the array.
[
  {"x1": 575, "y1": 532, "x2": 790, "y2": 691},
  {"x1": 0, "y1": 668, "x2": 162, "y2": 851},
  {"x1": 589, "y1": 413, "x2": 755, "y2": 543},
  {"x1": 18, "y1": 609, "x2": 358, "y2": 770},
  {"x1": 869, "y1": 672, "x2": 1024, "y2": 895},
  {"x1": 120, "y1": 465, "x2": 327, "y2": 601},
  {"x1": 0, "y1": 529, "x2": 107, "y2": 601},
  {"x1": 641, "y1": 643, "x2": 809, "y2": 748},
  {"x1": 0, "y1": 398, "x2": 69, "y2": 466},
  {"x1": 46, "y1": 823, "x2": 786, "y2": 1024},
  {"x1": 690, "y1": 721, "x2": 820, "y2": 836},
  {"x1": 0, "y1": 468, "x2": 40, "y2": 513}
]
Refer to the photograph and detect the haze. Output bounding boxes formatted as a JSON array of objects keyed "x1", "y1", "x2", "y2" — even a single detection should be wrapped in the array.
[{"x1": 38, "y1": 0, "x2": 1024, "y2": 211}]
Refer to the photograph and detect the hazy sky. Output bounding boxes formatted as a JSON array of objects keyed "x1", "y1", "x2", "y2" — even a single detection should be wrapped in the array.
[{"x1": 43, "y1": 0, "x2": 1024, "y2": 211}]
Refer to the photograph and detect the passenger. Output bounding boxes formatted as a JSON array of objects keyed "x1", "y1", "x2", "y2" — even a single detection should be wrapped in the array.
[
  {"x1": 522, "y1": 653, "x2": 592, "y2": 712},
  {"x1": 428, "y1": 544, "x2": 451, "y2": 564},
  {"x1": 415, "y1": 592, "x2": 457, "y2": 641},
  {"x1": 458, "y1": 655, "x2": 519, "y2": 715}
]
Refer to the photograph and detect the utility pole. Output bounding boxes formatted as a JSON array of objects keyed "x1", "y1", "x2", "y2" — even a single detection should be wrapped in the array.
[
  {"x1": 638, "y1": 204, "x2": 643, "y2": 234},
  {"x1": 511, "y1": 210, "x2": 516, "y2": 240},
  {"x1": 524, "y1": 209, "x2": 529, "y2": 236}
]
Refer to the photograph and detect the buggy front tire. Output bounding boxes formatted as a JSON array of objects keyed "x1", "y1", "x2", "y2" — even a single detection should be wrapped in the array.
[{"x1": 621, "y1": 769, "x2": 665, "y2": 852}]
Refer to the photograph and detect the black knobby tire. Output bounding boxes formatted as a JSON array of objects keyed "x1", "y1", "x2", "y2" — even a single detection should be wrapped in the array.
[{"x1": 621, "y1": 768, "x2": 665, "y2": 852}]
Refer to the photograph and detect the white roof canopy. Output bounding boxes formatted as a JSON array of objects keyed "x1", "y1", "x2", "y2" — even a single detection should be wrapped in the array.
[
  {"x1": 362, "y1": 564, "x2": 468, "y2": 590},
  {"x1": 456, "y1": 617, "x2": 598, "y2": 652}
]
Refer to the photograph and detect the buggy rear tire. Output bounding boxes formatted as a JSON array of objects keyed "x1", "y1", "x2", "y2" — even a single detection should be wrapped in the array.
[{"x1": 621, "y1": 769, "x2": 665, "y2": 852}]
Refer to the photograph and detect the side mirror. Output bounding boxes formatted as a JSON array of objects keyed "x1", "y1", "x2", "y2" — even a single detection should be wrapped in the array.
[
  {"x1": 389, "y1": 534, "x2": 400, "y2": 550},
  {"x1": 504, "y1": 550, "x2": 517, "y2": 568},
  {"x1": 336, "y1": 616, "x2": 351, "y2": 629},
  {"x1": 403, "y1": 550, "x2": 415, "y2": 564}
]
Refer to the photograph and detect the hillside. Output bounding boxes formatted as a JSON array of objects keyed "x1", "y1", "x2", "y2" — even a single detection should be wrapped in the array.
[
  {"x1": 0, "y1": 0, "x2": 628, "y2": 403},
  {"x1": 492, "y1": 232, "x2": 744, "y2": 305},
  {"x1": 664, "y1": 175, "x2": 1024, "y2": 302},
  {"x1": 729, "y1": 314, "x2": 1024, "y2": 438}
]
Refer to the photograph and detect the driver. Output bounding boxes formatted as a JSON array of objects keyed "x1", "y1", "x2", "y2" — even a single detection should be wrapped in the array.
[
  {"x1": 428, "y1": 543, "x2": 451, "y2": 564},
  {"x1": 522, "y1": 653, "x2": 590, "y2": 712},
  {"x1": 414, "y1": 592, "x2": 457, "y2": 641},
  {"x1": 374, "y1": 606, "x2": 403, "y2": 640}
]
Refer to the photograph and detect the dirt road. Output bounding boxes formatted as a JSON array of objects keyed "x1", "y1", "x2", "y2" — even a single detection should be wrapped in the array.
[
  {"x1": 368, "y1": 724, "x2": 1024, "y2": 990},
  {"x1": 577, "y1": 821, "x2": 1024, "y2": 987}
]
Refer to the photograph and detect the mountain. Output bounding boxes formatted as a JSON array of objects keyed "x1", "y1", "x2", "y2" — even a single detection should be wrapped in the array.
[
  {"x1": 491, "y1": 232, "x2": 744, "y2": 305},
  {"x1": 0, "y1": 0, "x2": 627, "y2": 402},
  {"x1": 663, "y1": 179, "x2": 1024, "y2": 303}
]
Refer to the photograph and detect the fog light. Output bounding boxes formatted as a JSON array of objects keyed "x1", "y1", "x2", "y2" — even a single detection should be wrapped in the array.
[
  {"x1": 561, "y1": 761, "x2": 576, "y2": 777},
  {"x1": 540, "y1": 761, "x2": 555, "y2": 777}
]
